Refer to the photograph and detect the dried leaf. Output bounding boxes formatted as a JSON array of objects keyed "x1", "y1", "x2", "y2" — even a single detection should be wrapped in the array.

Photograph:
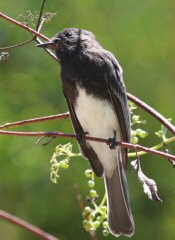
[{"x1": 131, "y1": 159, "x2": 163, "y2": 202}]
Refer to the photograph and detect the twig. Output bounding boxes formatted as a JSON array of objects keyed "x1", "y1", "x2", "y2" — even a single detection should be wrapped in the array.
[
  {"x1": 0, "y1": 11, "x2": 49, "y2": 41},
  {"x1": 0, "y1": 1, "x2": 48, "y2": 52},
  {"x1": 0, "y1": 113, "x2": 70, "y2": 130},
  {"x1": 0, "y1": 38, "x2": 34, "y2": 51},
  {"x1": 34, "y1": 0, "x2": 58, "y2": 61},
  {"x1": 0, "y1": 209, "x2": 59, "y2": 240},
  {"x1": 35, "y1": 0, "x2": 47, "y2": 33},
  {"x1": 127, "y1": 93, "x2": 175, "y2": 135},
  {"x1": 0, "y1": 129, "x2": 175, "y2": 163}
]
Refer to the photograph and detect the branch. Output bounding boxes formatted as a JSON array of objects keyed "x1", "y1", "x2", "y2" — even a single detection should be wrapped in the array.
[
  {"x1": 0, "y1": 113, "x2": 70, "y2": 130},
  {"x1": 35, "y1": 0, "x2": 47, "y2": 33},
  {"x1": 2, "y1": 93, "x2": 173, "y2": 141},
  {"x1": 0, "y1": 129, "x2": 175, "y2": 163},
  {"x1": 0, "y1": 11, "x2": 49, "y2": 41},
  {"x1": 0, "y1": 4, "x2": 57, "y2": 61},
  {"x1": 0, "y1": 209, "x2": 59, "y2": 240},
  {"x1": 0, "y1": 38, "x2": 34, "y2": 51},
  {"x1": 127, "y1": 93, "x2": 175, "y2": 135}
]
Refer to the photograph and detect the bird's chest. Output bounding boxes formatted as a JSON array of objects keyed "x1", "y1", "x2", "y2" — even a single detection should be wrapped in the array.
[{"x1": 75, "y1": 85, "x2": 120, "y2": 140}]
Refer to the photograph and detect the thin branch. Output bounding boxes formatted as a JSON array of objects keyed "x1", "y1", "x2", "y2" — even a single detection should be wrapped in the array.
[
  {"x1": 0, "y1": 1, "x2": 47, "y2": 51},
  {"x1": 127, "y1": 93, "x2": 175, "y2": 135},
  {"x1": 0, "y1": 38, "x2": 34, "y2": 51},
  {"x1": 35, "y1": 0, "x2": 47, "y2": 32},
  {"x1": 0, "y1": 11, "x2": 49, "y2": 41},
  {"x1": 0, "y1": 129, "x2": 175, "y2": 163},
  {"x1": 35, "y1": 35, "x2": 58, "y2": 61},
  {"x1": 0, "y1": 209, "x2": 59, "y2": 240},
  {"x1": 0, "y1": 113, "x2": 70, "y2": 130},
  {"x1": 129, "y1": 136, "x2": 175, "y2": 158},
  {"x1": 34, "y1": 0, "x2": 58, "y2": 61},
  {"x1": 36, "y1": 16, "x2": 47, "y2": 33}
]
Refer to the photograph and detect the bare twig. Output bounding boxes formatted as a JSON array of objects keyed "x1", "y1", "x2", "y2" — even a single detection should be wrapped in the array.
[
  {"x1": 35, "y1": 0, "x2": 47, "y2": 33},
  {"x1": 0, "y1": 209, "x2": 59, "y2": 240},
  {"x1": 0, "y1": 113, "x2": 70, "y2": 130},
  {"x1": 0, "y1": 1, "x2": 47, "y2": 51},
  {"x1": 0, "y1": 38, "x2": 34, "y2": 51},
  {"x1": 0, "y1": 11, "x2": 49, "y2": 41},
  {"x1": 33, "y1": 0, "x2": 58, "y2": 61},
  {"x1": 127, "y1": 93, "x2": 175, "y2": 135}
]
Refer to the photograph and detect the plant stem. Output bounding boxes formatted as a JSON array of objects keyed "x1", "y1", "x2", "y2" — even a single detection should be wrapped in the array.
[{"x1": 129, "y1": 136, "x2": 175, "y2": 158}]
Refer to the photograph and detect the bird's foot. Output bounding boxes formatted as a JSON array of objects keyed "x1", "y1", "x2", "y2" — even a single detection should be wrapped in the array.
[
  {"x1": 36, "y1": 131, "x2": 57, "y2": 146},
  {"x1": 107, "y1": 130, "x2": 117, "y2": 149},
  {"x1": 76, "y1": 131, "x2": 88, "y2": 145}
]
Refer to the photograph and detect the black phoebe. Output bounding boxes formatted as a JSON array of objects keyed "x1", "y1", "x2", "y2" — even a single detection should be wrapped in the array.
[{"x1": 37, "y1": 28, "x2": 134, "y2": 237}]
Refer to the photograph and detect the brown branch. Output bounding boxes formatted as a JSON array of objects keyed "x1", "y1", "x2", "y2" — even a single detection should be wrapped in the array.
[
  {"x1": 0, "y1": 113, "x2": 70, "y2": 130},
  {"x1": 0, "y1": 209, "x2": 59, "y2": 240},
  {"x1": 2, "y1": 93, "x2": 174, "y2": 140},
  {"x1": 0, "y1": 11, "x2": 49, "y2": 41},
  {"x1": 127, "y1": 93, "x2": 175, "y2": 135},
  {"x1": 0, "y1": 129, "x2": 175, "y2": 163}
]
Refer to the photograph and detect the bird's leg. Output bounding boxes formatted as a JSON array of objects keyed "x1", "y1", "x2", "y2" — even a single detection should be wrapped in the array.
[
  {"x1": 107, "y1": 130, "x2": 117, "y2": 149},
  {"x1": 76, "y1": 131, "x2": 88, "y2": 145}
]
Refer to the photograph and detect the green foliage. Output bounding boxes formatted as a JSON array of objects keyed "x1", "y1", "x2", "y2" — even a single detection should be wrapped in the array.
[
  {"x1": 130, "y1": 102, "x2": 148, "y2": 144},
  {"x1": 50, "y1": 143, "x2": 81, "y2": 183}
]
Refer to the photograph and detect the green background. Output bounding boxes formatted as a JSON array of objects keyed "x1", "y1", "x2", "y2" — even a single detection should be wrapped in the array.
[{"x1": 0, "y1": 0, "x2": 175, "y2": 239}]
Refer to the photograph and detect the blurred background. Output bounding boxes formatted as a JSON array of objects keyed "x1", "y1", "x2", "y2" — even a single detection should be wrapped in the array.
[{"x1": 0, "y1": 0, "x2": 175, "y2": 239}]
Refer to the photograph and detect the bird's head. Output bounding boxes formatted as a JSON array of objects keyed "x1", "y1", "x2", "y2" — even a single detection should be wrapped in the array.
[{"x1": 37, "y1": 28, "x2": 100, "y2": 60}]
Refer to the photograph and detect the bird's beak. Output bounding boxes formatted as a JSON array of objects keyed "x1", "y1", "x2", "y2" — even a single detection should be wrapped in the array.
[{"x1": 36, "y1": 41, "x2": 57, "y2": 50}]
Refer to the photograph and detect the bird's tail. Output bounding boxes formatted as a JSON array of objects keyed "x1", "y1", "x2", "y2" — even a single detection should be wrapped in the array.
[{"x1": 104, "y1": 151, "x2": 134, "y2": 237}]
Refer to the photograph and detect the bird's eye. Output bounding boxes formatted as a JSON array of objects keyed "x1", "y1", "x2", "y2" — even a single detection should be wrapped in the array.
[{"x1": 54, "y1": 37, "x2": 61, "y2": 43}]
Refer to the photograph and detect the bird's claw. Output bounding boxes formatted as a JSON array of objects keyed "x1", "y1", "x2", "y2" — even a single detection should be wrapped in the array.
[
  {"x1": 76, "y1": 131, "x2": 88, "y2": 145},
  {"x1": 107, "y1": 131, "x2": 117, "y2": 149}
]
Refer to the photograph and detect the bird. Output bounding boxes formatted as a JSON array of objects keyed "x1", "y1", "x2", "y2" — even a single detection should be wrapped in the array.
[{"x1": 37, "y1": 28, "x2": 134, "y2": 237}]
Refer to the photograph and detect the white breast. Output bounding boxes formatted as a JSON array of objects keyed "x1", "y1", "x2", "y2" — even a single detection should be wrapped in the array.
[{"x1": 75, "y1": 85, "x2": 121, "y2": 177}]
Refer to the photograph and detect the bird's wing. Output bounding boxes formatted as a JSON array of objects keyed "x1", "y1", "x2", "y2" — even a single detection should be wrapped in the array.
[
  {"x1": 104, "y1": 51, "x2": 131, "y2": 169},
  {"x1": 65, "y1": 96, "x2": 104, "y2": 177}
]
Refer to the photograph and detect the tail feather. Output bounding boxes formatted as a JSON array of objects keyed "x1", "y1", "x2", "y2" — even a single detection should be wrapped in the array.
[{"x1": 104, "y1": 152, "x2": 134, "y2": 237}]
